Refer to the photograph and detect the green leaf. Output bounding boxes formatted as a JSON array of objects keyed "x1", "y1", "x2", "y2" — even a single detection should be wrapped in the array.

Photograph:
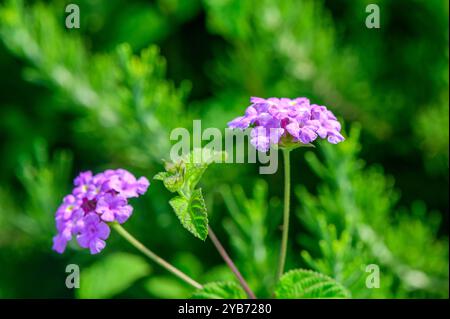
[
  {"x1": 153, "y1": 172, "x2": 167, "y2": 180},
  {"x1": 155, "y1": 148, "x2": 226, "y2": 195},
  {"x1": 77, "y1": 253, "x2": 151, "y2": 299},
  {"x1": 155, "y1": 148, "x2": 226, "y2": 240},
  {"x1": 154, "y1": 171, "x2": 184, "y2": 193},
  {"x1": 169, "y1": 188, "x2": 208, "y2": 240},
  {"x1": 192, "y1": 282, "x2": 247, "y2": 299},
  {"x1": 144, "y1": 276, "x2": 193, "y2": 299},
  {"x1": 274, "y1": 269, "x2": 350, "y2": 299}
]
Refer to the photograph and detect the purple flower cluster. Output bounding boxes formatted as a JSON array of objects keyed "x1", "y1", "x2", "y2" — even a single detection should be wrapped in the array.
[
  {"x1": 228, "y1": 97, "x2": 344, "y2": 152},
  {"x1": 52, "y1": 169, "x2": 149, "y2": 254}
]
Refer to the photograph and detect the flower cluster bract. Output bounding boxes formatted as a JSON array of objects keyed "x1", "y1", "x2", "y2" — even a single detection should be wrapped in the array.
[
  {"x1": 228, "y1": 97, "x2": 345, "y2": 151},
  {"x1": 52, "y1": 169, "x2": 149, "y2": 254}
]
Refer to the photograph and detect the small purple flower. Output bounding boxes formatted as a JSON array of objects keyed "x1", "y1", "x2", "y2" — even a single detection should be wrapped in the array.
[
  {"x1": 96, "y1": 193, "x2": 133, "y2": 224},
  {"x1": 52, "y1": 169, "x2": 149, "y2": 254},
  {"x1": 52, "y1": 234, "x2": 68, "y2": 254},
  {"x1": 227, "y1": 97, "x2": 345, "y2": 151},
  {"x1": 56, "y1": 195, "x2": 81, "y2": 220},
  {"x1": 52, "y1": 207, "x2": 84, "y2": 253},
  {"x1": 251, "y1": 126, "x2": 271, "y2": 152},
  {"x1": 76, "y1": 214, "x2": 111, "y2": 254},
  {"x1": 286, "y1": 121, "x2": 318, "y2": 144},
  {"x1": 86, "y1": 173, "x2": 107, "y2": 200},
  {"x1": 105, "y1": 169, "x2": 150, "y2": 198},
  {"x1": 73, "y1": 171, "x2": 93, "y2": 198}
]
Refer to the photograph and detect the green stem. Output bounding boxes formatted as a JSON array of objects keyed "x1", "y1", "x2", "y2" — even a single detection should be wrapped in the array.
[
  {"x1": 112, "y1": 223, "x2": 203, "y2": 290},
  {"x1": 276, "y1": 148, "x2": 291, "y2": 280}
]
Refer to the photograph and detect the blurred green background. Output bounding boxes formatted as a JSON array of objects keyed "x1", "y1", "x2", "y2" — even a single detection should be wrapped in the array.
[{"x1": 0, "y1": 0, "x2": 448, "y2": 298}]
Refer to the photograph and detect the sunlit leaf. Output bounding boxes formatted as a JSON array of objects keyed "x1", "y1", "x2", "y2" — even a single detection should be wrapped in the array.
[
  {"x1": 77, "y1": 253, "x2": 150, "y2": 299},
  {"x1": 144, "y1": 276, "x2": 193, "y2": 298},
  {"x1": 169, "y1": 188, "x2": 208, "y2": 240},
  {"x1": 274, "y1": 269, "x2": 350, "y2": 299},
  {"x1": 192, "y1": 282, "x2": 246, "y2": 299}
]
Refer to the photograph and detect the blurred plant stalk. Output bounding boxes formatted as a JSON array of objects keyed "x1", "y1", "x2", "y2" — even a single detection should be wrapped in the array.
[
  {"x1": 111, "y1": 223, "x2": 203, "y2": 290},
  {"x1": 208, "y1": 226, "x2": 256, "y2": 299}
]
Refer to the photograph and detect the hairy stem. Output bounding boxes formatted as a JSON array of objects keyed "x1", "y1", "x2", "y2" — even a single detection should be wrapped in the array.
[
  {"x1": 208, "y1": 226, "x2": 256, "y2": 299},
  {"x1": 276, "y1": 148, "x2": 291, "y2": 280},
  {"x1": 112, "y1": 223, "x2": 203, "y2": 290}
]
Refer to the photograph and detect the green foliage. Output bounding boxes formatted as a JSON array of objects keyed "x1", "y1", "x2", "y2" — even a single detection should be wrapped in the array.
[
  {"x1": 155, "y1": 149, "x2": 226, "y2": 194},
  {"x1": 169, "y1": 189, "x2": 208, "y2": 240},
  {"x1": 144, "y1": 276, "x2": 193, "y2": 299},
  {"x1": 155, "y1": 149, "x2": 225, "y2": 240},
  {"x1": 17, "y1": 142, "x2": 73, "y2": 235},
  {"x1": 275, "y1": 269, "x2": 350, "y2": 299},
  {"x1": 0, "y1": 141, "x2": 72, "y2": 247},
  {"x1": 296, "y1": 126, "x2": 449, "y2": 298},
  {"x1": 192, "y1": 282, "x2": 247, "y2": 299},
  {"x1": 0, "y1": 0, "x2": 189, "y2": 168},
  {"x1": 143, "y1": 252, "x2": 240, "y2": 298},
  {"x1": 414, "y1": 92, "x2": 450, "y2": 174},
  {"x1": 219, "y1": 180, "x2": 279, "y2": 297},
  {"x1": 77, "y1": 253, "x2": 151, "y2": 299},
  {"x1": 154, "y1": 162, "x2": 185, "y2": 193}
]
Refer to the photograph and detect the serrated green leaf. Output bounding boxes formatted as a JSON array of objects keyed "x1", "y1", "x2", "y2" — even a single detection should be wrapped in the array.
[
  {"x1": 153, "y1": 172, "x2": 167, "y2": 181},
  {"x1": 77, "y1": 253, "x2": 151, "y2": 299},
  {"x1": 155, "y1": 148, "x2": 226, "y2": 195},
  {"x1": 192, "y1": 282, "x2": 247, "y2": 299},
  {"x1": 274, "y1": 269, "x2": 350, "y2": 299},
  {"x1": 155, "y1": 148, "x2": 225, "y2": 239},
  {"x1": 154, "y1": 169, "x2": 184, "y2": 193},
  {"x1": 164, "y1": 174, "x2": 185, "y2": 192},
  {"x1": 169, "y1": 188, "x2": 208, "y2": 240}
]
